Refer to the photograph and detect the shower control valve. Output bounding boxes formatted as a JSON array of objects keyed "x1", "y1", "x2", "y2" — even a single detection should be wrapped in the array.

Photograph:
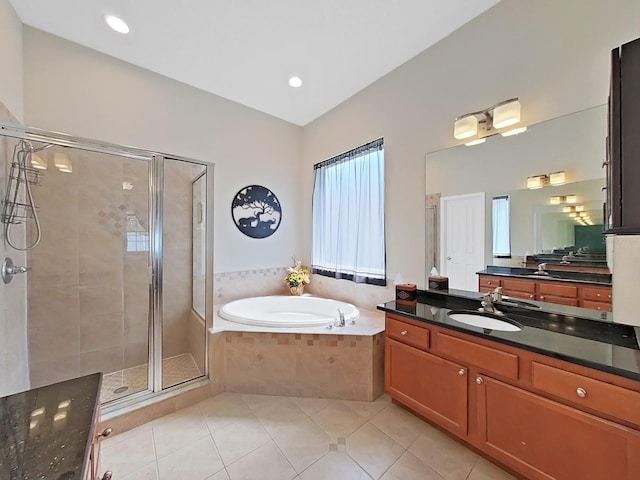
[{"x1": 2, "y1": 257, "x2": 30, "y2": 284}]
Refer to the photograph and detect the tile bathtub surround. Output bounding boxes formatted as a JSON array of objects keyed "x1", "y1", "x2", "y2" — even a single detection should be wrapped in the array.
[
  {"x1": 222, "y1": 331, "x2": 385, "y2": 401},
  {"x1": 306, "y1": 274, "x2": 396, "y2": 311},
  {"x1": 99, "y1": 392, "x2": 517, "y2": 480},
  {"x1": 214, "y1": 267, "x2": 291, "y2": 304}
]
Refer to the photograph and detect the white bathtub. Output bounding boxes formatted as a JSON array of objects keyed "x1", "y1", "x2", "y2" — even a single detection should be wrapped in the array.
[{"x1": 218, "y1": 295, "x2": 360, "y2": 328}]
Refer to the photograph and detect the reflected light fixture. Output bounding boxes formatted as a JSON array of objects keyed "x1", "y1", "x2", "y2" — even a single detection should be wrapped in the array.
[
  {"x1": 527, "y1": 175, "x2": 549, "y2": 189},
  {"x1": 569, "y1": 212, "x2": 577, "y2": 218},
  {"x1": 575, "y1": 205, "x2": 585, "y2": 212},
  {"x1": 453, "y1": 98, "x2": 523, "y2": 144},
  {"x1": 549, "y1": 171, "x2": 566, "y2": 186},
  {"x1": 562, "y1": 206, "x2": 575, "y2": 213},
  {"x1": 566, "y1": 194, "x2": 578, "y2": 204},
  {"x1": 30, "y1": 153, "x2": 47, "y2": 170},
  {"x1": 501, "y1": 126, "x2": 528, "y2": 137},
  {"x1": 549, "y1": 196, "x2": 565, "y2": 205},
  {"x1": 54, "y1": 152, "x2": 73, "y2": 173}
]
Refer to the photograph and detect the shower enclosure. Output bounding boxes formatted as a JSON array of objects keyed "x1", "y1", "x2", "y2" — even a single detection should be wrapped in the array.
[{"x1": 0, "y1": 123, "x2": 213, "y2": 409}]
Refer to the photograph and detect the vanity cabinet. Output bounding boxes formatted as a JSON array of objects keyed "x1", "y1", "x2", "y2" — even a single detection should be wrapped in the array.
[
  {"x1": 607, "y1": 36, "x2": 640, "y2": 234},
  {"x1": 384, "y1": 312, "x2": 640, "y2": 480},
  {"x1": 478, "y1": 274, "x2": 612, "y2": 311}
]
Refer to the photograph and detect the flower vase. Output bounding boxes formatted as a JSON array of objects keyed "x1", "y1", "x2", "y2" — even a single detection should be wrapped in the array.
[{"x1": 290, "y1": 285, "x2": 305, "y2": 296}]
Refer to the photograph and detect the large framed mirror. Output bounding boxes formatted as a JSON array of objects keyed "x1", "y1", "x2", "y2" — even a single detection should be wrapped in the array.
[{"x1": 425, "y1": 105, "x2": 608, "y2": 304}]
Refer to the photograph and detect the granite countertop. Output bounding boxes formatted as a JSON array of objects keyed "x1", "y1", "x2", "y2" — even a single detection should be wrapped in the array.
[
  {"x1": 378, "y1": 290, "x2": 640, "y2": 382},
  {"x1": 478, "y1": 265, "x2": 612, "y2": 286},
  {"x1": 0, "y1": 373, "x2": 102, "y2": 480}
]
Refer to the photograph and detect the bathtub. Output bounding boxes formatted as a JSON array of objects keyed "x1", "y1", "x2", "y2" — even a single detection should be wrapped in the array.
[{"x1": 218, "y1": 295, "x2": 360, "y2": 328}]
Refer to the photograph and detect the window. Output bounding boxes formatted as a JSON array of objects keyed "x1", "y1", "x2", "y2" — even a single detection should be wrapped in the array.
[
  {"x1": 311, "y1": 138, "x2": 385, "y2": 285},
  {"x1": 492, "y1": 195, "x2": 511, "y2": 257},
  {"x1": 126, "y1": 213, "x2": 149, "y2": 252}
]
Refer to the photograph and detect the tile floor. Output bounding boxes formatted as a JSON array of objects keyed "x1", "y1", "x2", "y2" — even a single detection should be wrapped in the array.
[
  {"x1": 99, "y1": 392, "x2": 517, "y2": 480},
  {"x1": 101, "y1": 354, "x2": 202, "y2": 402}
]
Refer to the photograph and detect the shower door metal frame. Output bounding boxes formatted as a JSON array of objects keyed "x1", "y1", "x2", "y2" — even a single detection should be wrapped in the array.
[{"x1": 0, "y1": 122, "x2": 214, "y2": 410}]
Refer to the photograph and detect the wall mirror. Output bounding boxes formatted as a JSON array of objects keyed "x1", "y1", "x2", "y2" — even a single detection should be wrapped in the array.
[{"x1": 425, "y1": 105, "x2": 607, "y2": 293}]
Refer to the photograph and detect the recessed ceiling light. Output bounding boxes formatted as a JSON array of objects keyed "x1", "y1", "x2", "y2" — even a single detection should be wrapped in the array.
[
  {"x1": 105, "y1": 15, "x2": 130, "y2": 34},
  {"x1": 288, "y1": 76, "x2": 302, "y2": 88}
]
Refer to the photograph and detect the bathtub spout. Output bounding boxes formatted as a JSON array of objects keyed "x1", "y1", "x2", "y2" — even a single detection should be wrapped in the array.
[{"x1": 336, "y1": 308, "x2": 345, "y2": 327}]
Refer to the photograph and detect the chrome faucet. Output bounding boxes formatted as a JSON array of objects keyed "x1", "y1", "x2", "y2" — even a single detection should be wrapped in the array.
[
  {"x1": 479, "y1": 287, "x2": 504, "y2": 316},
  {"x1": 336, "y1": 308, "x2": 345, "y2": 327}
]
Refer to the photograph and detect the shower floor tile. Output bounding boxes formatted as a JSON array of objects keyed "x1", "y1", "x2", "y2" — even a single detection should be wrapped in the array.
[{"x1": 101, "y1": 353, "x2": 202, "y2": 403}]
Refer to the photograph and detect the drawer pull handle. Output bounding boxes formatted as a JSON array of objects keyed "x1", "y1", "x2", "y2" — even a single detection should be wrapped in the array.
[
  {"x1": 476, "y1": 376, "x2": 483, "y2": 385},
  {"x1": 400, "y1": 330, "x2": 408, "y2": 336},
  {"x1": 97, "y1": 427, "x2": 113, "y2": 439},
  {"x1": 529, "y1": 295, "x2": 534, "y2": 299},
  {"x1": 576, "y1": 387, "x2": 587, "y2": 398},
  {"x1": 540, "y1": 295, "x2": 545, "y2": 300},
  {"x1": 487, "y1": 281, "x2": 492, "y2": 285},
  {"x1": 458, "y1": 369, "x2": 465, "y2": 376}
]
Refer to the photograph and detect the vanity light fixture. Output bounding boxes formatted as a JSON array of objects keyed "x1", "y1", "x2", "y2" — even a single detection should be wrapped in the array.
[
  {"x1": 549, "y1": 196, "x2": 565, "y2": 205},
  {"x1": 105, "y1": 15, "x2": 130, "y2": 34},
  {"x1": 54, "y1": 152, "x2": 73, "y2": 173},
  {"x1": 569, "y1": 212, "x2": 577, "y2": 218},
  {"x1": 30, "y1": 153, "x2": 47, "y2": 170},
  {"x1": 453, "y1": 98, "x2": 523, "y2": 143},
  {"x1": 562, "y1": 206, "x2": 575, "y2": 213},
  {"x1": 566, "y1": 194, "x2": 578, "y2": 204},
  {"x1": 464, "y1": 138, "x2": 486, "y2": 147},
  {"x1": 501, "y1": 126, "x2": 528, "y2": 137},
  {"x1": 527, "y1": 174, "x2": 549, "y2": 189},
  {"x1": 549, "y1": 171, "x2": 566, "y2": 186},
  {"x1": 575, "y1": 205, "x2": 585, "y2": 212}
]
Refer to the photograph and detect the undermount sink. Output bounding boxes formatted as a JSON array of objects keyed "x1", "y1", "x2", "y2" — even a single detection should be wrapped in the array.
[{"x1": 447, "y1": 310, "x2": 523, "y2": 332}]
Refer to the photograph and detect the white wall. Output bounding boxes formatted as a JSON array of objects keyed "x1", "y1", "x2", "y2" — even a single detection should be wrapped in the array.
[
  {"x1": 0, "y1": 0, "x2": 29, "y2": 396},
  {"x1": 0, "y1": 0, "x2": 23, "y2": 121},
  {"x1": 23, "y1": 27, "x2": 303, "y2": 273},
  {"x1": 301, "y1": 0, "x2": 640, "y2": 289}
]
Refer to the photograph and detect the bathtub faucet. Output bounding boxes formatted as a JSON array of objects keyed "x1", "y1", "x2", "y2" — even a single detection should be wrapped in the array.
[{"x1": 336, "y1": 308, "x2": 345, "y2": 327}]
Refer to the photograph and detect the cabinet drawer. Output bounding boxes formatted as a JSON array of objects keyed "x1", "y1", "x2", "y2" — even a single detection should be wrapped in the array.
[
  {"x1": 501, "y1": 278, "x2": 535, "y2": 293},
  {"x1": 581, "y1": 300, "x2": 613, "y2": 312},
  {"x1": 582, "y1": 286, "x2": 612, "y2": 302},
  {"x1": 479, "y1": 276, "x2": 502, "y2": 288},
  {"x1": 502, "y1": 290, "x2": 536, "y2": 301},
  {"x1": 387, "y1": 317, "x2": 429, "y2": 350},
  {"x1": 538, "y1": 282, "x2": 578, "y2": 298},
  {"x1": 436, "y1": 332, "x2": 518, "y2": 380},
  {"x1": 531, "y1": 362, "x2": 640, "y2": 427},
  {"x1": 537, "y1": 294, "x2": 579, "y2": 307}
]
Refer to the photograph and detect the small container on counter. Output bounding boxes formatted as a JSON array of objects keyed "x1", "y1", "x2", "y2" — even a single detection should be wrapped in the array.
[
  {"x1": 395, "y1": 283, "x2": 417, "y2": 308},
  {"x1": 428, "y1": 275, "x2": 449, "y2": 290}
]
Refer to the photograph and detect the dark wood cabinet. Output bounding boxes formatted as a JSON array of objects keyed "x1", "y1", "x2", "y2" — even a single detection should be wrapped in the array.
[
  {"x1": 477, "y1": 375, "x2": 640, "y2": 480},
  {"x1": 606, "y1": 36, "x2": 640, "y2": 234}
]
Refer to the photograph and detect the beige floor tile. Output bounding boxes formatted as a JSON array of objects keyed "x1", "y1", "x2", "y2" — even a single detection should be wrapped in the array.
[
  {"x1": 273, "y1": 417, "x2": 330, "y2": 473},
  {"x1": 152, "y1": 406, "x2": 210, "y2": 458},
  {"x1": 299, "y1": 452, "x2": 372, "y2": 480},
  {"x1": 226, "y1": 441, "x2": 297, "y2": 480},
  {"x1": 241, "y1": 393, "x2": 293, "y2": 411},
  {"x1": 101, "y1": 422, "x2": 153, "y2": 448},
  {"x1": 207, "y1": 470, "x2": 230, "y2": 480},
  {"x1": 290, "y1": 396, "x2": 333, "y2": 417},
  {"x1": 157, "y1": 436, "x2": 224, "y2": 480},
  {"x1": 341, "y1": 395, "x2": 391, "y2": 420},
  {"x1": 199, "y1": 392, "x2": 253, "y2": 419},
  {"x1": 253, "y1": 398, "x2": 308, "y2": 438},
  {"x1": 380, "y1": 452, "x2": 444, "y2": 480},
  {"x1": 209, "y1": 413, "x2": 272, "y2": 465},
  {"x1": 346, "y1": 423, "x2": 404, "y2": 479},
  {"x1": 369, "y1": 404, "x2": 427, "y2": 448},
  {"x1": 310, "y1": 401, "x2": 367, "y2": 439},
  {"x1": 120, "y1": 461, "x2": 159, "y2": 480},
  {"x1": 408, "y1": 427, "x2": 477, "y2": 480},
  {"x1": 467, "y1": 457, "x2": 516, "y2": 480},
  {"x1": 100, "y1": 426, "x2": 156, "y2": 477}
]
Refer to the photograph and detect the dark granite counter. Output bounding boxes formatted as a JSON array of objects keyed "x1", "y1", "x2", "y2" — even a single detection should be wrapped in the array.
[
  {"x1": 378, "y1": 290, "x2": 640, "y2": 382},
  {"x1": 478, "y1": 265, "x2": 612, "y2": 286},
  {"x1": 0, "y1": 373, "x2": 102, "y2": 480}
]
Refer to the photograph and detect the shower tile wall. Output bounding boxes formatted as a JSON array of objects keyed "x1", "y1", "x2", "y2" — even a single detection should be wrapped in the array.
[
  {"x1": 26, "y1": 150, "x2": 197, "y2": 389},
  {"x1": 0, "y1": 102, "x2": 29, "y2": 396}
]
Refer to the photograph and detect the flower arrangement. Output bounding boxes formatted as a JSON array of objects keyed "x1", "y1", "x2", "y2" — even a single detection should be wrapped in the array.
[{"x1": 284, "y1": 259, "x2": 311, "y2": 294}]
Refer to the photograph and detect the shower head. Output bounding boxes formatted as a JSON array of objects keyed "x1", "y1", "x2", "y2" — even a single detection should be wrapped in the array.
[{"x1": 20, "y1": 139, "x2": 54, "y2": 153}]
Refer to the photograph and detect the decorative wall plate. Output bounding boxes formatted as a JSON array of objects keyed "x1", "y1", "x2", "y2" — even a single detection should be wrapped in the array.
[{"x1": 231, "y1": 185, "x2": 282, "y2": 238}]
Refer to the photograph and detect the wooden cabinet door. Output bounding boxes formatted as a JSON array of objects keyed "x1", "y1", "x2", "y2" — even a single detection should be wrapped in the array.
[
  {"x1": 476, "y1": 375, "x2": 640, "y2": 480},
  {"x1": 386, "y1": 338, "x2": 468, "y2": 436}
]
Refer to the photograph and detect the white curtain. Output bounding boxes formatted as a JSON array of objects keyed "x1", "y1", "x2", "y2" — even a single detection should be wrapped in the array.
[
  {"x1": 492, "y1": 195, "x2": 511, "y2": 257},
  {"x1": 311, "y1": 139, "x2": 385, "y2": 284}
]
